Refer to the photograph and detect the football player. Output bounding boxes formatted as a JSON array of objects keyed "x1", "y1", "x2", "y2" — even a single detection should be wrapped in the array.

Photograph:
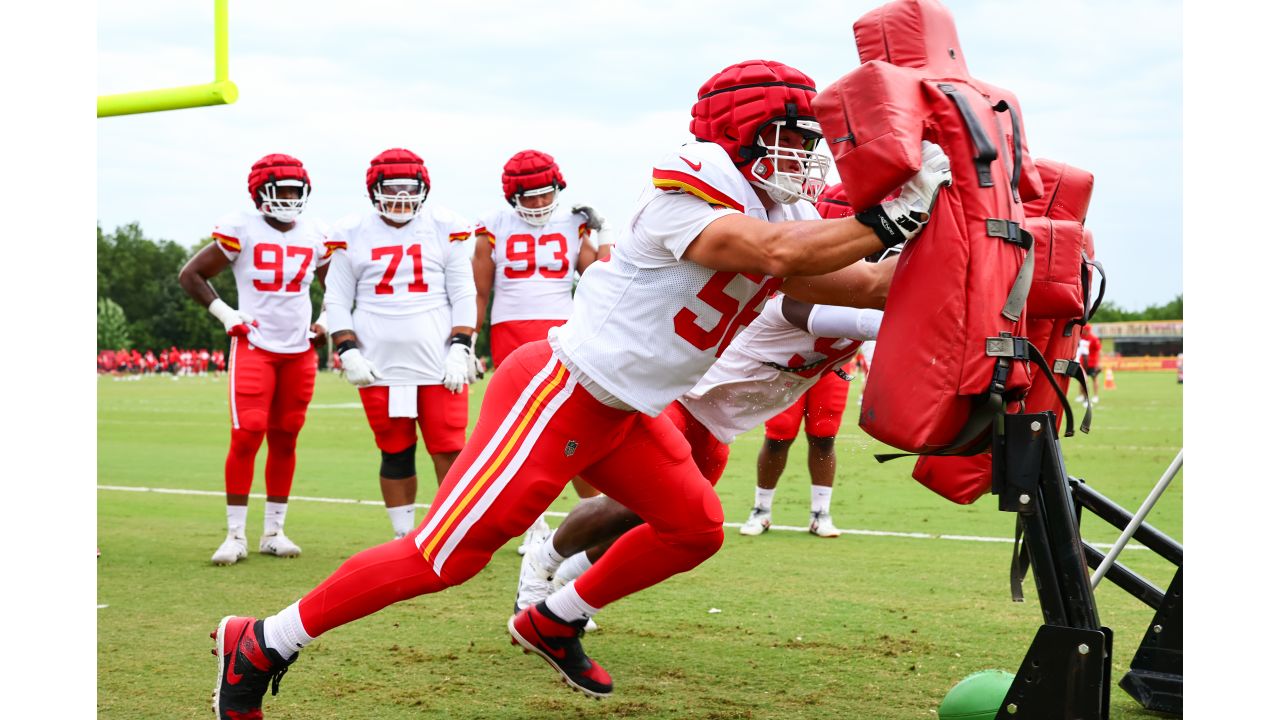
[
  {"x1": 472, "y1": 150, "x2": 610, "y2": 555},
  {"x1": 211, "y1": 59, "x2": 950, "y2": 716},
  {"x1": 179, "y1": 153, "x2": 334, "y2": 566},
  {"x1": 515, "y1": 291, "x2": 882, "y2": 620},
  {"x1": 322, "y1": 148, "x2": 479, "y2": 540},
  {"x1": 742, "y1": 184, "x2": 882, "y2": 538}
]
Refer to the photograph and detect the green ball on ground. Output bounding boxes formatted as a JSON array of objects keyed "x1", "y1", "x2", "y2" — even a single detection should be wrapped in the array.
[{"x1": 938, "y1": 669, "x2": 1015, "y2": 720}]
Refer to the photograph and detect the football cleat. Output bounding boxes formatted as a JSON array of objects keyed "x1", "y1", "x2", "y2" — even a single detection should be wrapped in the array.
[
  {"x1": 259, "y1": 531, "x2": 301, "y2": 558},
  {"x1": 211, "y1": 616, "x2": 295, "y2": 720},
  {"x1": 809, "y1": 511, "x2": 841, "y2": 538},
  {"x1": 212, "y1": 532, "x2": 249, "y2": 566},
  {"x1": 508, "y1": 602, "x2": 612, "y2": 698},
  {"x1": 516, "y1": 514, "x2": 552, "y2": 556},
  {"x1": 739, "y1": 507, "x2": 772, "y2": 536},
  {"x1": 515, "y1": 544, "x2": 558, "y2": 612}
]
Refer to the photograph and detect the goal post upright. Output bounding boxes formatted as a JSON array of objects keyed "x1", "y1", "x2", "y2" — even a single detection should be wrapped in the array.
[{"x1": 97, "y1": 0, "x2": 239, "y2": 118}]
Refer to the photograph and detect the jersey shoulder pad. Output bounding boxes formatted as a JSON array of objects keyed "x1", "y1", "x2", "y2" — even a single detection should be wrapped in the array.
[
  {"x1": 210, "y1": 210, "x2": 254, "y2": 255},
  {"x1": 651, "y1": 142, "x2": 752, "y2": 212},
  {"x1": 427, "y1": 205, "x2": 474, "y2": 243}
]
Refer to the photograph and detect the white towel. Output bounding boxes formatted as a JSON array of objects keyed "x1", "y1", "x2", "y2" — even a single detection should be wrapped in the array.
[{"x1": 388, "y1": 385, "x2": 418, "y2": 418}]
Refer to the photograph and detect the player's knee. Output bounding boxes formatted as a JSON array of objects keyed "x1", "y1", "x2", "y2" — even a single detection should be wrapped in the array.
[
  {"x1": 381, "y1": 445, "x2": 417, "y2": 480},
  {"x1": 668, "y1": 524, "x2": 724, "y2": 563},
  {"x1": 271, "y1": 411, "x2": 307, "y2": 435},
  {"x1": 764, "y1": 437, "x2": 795, "y2": 453},
  {"x1": 807, "y1": 434, "x2": 837, "y2": 453},
  {"x1": 237, "y1": 410, "x2": 269, "y2": 435},
  {"x1": 266, "y1": 428, "x2": 299, "y2": 452},
  {"x1": 229, "y1": 428, "x2": 266, "y2": 457}
]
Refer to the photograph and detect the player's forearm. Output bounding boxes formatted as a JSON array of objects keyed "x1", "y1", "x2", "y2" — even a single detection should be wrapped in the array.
[
  {"x1": 331, "y1": 330, "x2": 359, "y2": 348},
  {"x1": 762, "y1": 217, "x2": 886, "y2": 277}
]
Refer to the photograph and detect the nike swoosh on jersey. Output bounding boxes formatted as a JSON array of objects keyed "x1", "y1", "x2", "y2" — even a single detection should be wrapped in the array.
[{"x1": 679, "y1": 156, "x2": 702, "y2": 171}]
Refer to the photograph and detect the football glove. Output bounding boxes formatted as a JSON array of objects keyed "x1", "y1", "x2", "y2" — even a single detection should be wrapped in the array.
[
  {"x1": 443, "y1": 341, "x2": 473, "y2": 394},
  {"x1": 339, "y1": 347, "x2": 379, "y2": 387},
  {"x1": 207, "y1": 298, "x2": 258, "y2": 338},
  {"x1": 856, "y1": 140, "x2": 952, "y2": 248},
  {"x1": 571, "y1": 205, "x2": 605, "y2": 231}
]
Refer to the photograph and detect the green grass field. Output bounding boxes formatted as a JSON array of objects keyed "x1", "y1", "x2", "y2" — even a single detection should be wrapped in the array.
[{"x1": 98, "y1": 369, "x2": 1182, "y2": 719}]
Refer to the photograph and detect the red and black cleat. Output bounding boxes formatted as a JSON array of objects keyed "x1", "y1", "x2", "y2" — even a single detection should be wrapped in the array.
[
  {"x1": 508, "y1": 601, "x2": 612, "y2": 698},
  {"x1": 211, "y1": 616, "x2": 295, "y2": 719}
]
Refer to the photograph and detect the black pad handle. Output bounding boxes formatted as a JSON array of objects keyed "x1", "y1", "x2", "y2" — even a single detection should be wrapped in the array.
[{"x1": 938, "y1": 83, "x2": 998, "y2": 188}]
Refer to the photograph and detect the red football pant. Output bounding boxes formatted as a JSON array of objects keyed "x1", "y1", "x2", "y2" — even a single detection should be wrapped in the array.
[
  {"x1": 763, "y1": 367, "x2": 852, "y2": 441},
  {"x1": 225, "y1": 338, "x2": 317, "y2": 497},
  {"x1": 357, "y1": 384, "x2": 468, "y2": 454},
  {"x1": 297, "y1": 341, "x2": 722, "y2": 636},
  {"x1": 664, "y1": 401, "x2": 730, "y2": 486},
  {"x1": 489, "y1": 319, "x2": 566, "y2": 368}
]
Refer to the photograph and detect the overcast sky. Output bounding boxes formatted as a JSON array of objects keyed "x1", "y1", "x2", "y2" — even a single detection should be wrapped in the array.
[{"x1": 96, "y1": 0, "x2": 1181, "y2": 310}]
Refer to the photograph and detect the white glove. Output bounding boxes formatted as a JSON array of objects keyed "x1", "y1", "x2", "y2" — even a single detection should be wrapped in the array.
[
  {"x1": 443, "y1": 342, "x2": 473, "y2": 393},
  {"x1": 208, "y1": 298, "x2": 257, "y2": 338},
  {"x1": 856, "y1": 140, "x2": 952, "y2": 248},
  {"x1": 339, "y1": 348, "x2": 379, "y2": 387}
]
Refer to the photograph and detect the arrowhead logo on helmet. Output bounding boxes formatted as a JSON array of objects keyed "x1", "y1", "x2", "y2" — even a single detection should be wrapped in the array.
[
  {"x1": 367, "y1": 148, "x2": 430, "y2": 224},
  {"x1": 502, "y1": 150, "x2": 566, "y2": 227},
  {"x1": 689, "y1": 59, "x2": 831, "y2": 204},
  {"x1": 248, "y1": 154, "x2": 311, "y2": 223}
]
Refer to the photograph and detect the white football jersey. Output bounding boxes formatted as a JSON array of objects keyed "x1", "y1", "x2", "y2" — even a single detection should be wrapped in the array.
[
  {"x1": 475, "y1": 206, "x2": 591, "y2": 324},
  {"x1": 551, "y1": 141, "x2": 819, "y2": 416},
  {"x1": 324, "y1": 207, "x2": 477, "y2": 385},
  {"x1": 681, "y1": 295, "x2": 867, "y2": 444},
  {"x1": 212, "y1": 211, "x2": 335, "y2": 354}
]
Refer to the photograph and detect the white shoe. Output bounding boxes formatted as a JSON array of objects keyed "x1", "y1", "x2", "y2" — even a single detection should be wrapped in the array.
[
  {"x1": 211, "y1": 532, "x2": 248, "y2": 565},
  {"x1": 739, "y1": 507, "x2": 772, "y2": 536},
  {"x1": 1091, "y1": 396, "x2": 1100, "y2": 403},
  {"x1": 516, "y1": 515, "x2": 552, "y2": 556},
  {"x1": 809, "y1": 511, "x2": 841, "y2": 538},
  {"x1": 514, "y1": 545, "x2": 557, "y2": 611},
  {"x1": 583, "y1": 617, "x2": 599, "y2": 633},
  {"x1": 259, "y1": 530, "x2": 301, "y2": 558}
]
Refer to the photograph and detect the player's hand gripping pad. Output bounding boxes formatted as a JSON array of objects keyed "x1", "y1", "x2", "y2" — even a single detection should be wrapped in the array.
[
  {"x1": 813, "y1": 0, "x2": 1044, "y2": 454},
  {"x1": 913, "y1": 160, "x2": 1098, "y2": 503}
]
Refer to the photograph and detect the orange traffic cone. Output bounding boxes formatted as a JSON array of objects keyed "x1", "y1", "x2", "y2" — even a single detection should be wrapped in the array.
[{"x1": 1104, "y1": 367, "x2": 1116, "y2": 390}]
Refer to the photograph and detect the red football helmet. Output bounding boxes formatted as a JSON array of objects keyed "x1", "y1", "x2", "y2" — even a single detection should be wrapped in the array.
[
  {"x1": 247, "y1": 154, "x2": 311, "y2": 222},
  {"x1": 815, "y1": 183, "x2": 852, "y2": 219},
  {"x1": 690, "y1": 59, "x2": 830, "y2": 204},
  {"x1": 367, "y1": 148, "x2": 430, "y2": 223},
  {"x1": 502, "y1": 150, "x2": 566, "y2": 226}
]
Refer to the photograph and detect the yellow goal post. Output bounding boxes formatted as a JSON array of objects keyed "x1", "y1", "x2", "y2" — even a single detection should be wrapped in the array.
[{"x1": 97, "y1": 0, "x2": 238, "y2": 118}]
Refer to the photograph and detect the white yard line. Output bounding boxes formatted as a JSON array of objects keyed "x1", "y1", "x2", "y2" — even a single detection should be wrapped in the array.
[{"x1": 97, "y1": 484, "x2": 1150, "y2": 550}]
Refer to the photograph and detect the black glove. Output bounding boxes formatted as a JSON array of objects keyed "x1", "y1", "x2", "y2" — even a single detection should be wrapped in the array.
[{"x1": 571, "y1": 205, "x2": 605, "y2": 231}]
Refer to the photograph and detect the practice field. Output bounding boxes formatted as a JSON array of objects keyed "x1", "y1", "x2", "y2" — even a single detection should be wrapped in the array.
[{"x1": 98, "y1": 369, "x2": 1182, "y2": 719}]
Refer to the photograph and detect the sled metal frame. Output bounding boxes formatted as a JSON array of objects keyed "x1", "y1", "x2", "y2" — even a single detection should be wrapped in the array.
[{"x1": 989, "y1": 412, "x2": 1183, "y2": 718}]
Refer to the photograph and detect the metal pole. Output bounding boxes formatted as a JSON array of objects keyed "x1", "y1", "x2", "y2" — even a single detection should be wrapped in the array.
[{"x1": 1090, "y1": 449, "x2": 1183, "y2": 589}]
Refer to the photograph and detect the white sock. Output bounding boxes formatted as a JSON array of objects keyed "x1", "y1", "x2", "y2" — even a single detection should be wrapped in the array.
[
  {"x1": 226, "y1": 505, "x2": 248, "y2": 536},
  {"x1": 545, "y1": 580, "x2": 600, "y2": 623},
  {"x1": 532, "y1": 530, "x2": 566, "y2": 574},
  {"x1": 811, "y1": 485, "x2": 833, "y2": 514},
  {"x1": 554, "y1": 551, "x2": 593, "y2": 584},
  {"x1": 263, "y1": 601, "x2": 314, "y2": 659},
  {"x1": 754, "y1": 487, "x2": 776, "y2": 512},
  {"x1": 263, "y1": 501, "x2": 288, "y2": 534},
  {"x1": 387, "y1": 505, "x2": 416, "y2": 537}
]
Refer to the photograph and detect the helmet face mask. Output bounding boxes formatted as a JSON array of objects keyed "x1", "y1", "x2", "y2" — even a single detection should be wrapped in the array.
[
  {"x1": 258, "y1": 179, "x2": 309, "y2": 222},
  {"x1": 747, "y1": 120, "x2": 830, "y2": 204},
  {"x1": 512, "y1": 185, "x2": 559, "y2": 226},
  {"x1": 373, "y1": 178, "x2": 427, "y2": 223}
]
